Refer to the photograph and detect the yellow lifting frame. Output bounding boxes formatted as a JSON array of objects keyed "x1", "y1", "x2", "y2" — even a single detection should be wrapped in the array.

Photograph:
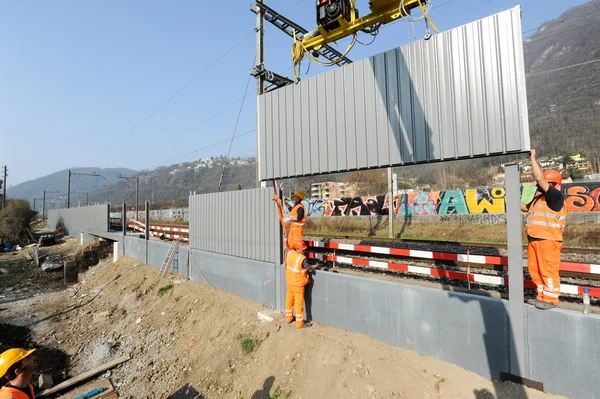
[{"x1": 302, "y1": 0, "x2": 437, "y2": 52}]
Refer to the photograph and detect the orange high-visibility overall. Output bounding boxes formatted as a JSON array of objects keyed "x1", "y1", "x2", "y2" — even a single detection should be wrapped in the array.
[
  {"x1": 286, "y1": 203, "x2": 306, "y2": 250},
  {"x1": 0, "y1": 384, "x2": 36, "y2": 399},
  {"x1": 285, "y1": 250, "x2": 310, "y2": 328},
  {"x1": 526, "y1": 195, "x2": 567, "y2": 305}
]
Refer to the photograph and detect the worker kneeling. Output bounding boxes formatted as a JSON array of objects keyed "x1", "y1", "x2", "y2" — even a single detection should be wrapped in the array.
[
  {"x1": 0, "y1": 348, "x2": 37, "y2": 399},
  {"x1": 285, "y1": 240, "x2": 313, "y2": 329}
]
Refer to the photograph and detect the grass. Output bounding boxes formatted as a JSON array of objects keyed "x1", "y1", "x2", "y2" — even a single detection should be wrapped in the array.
[
  {"x1": 237, "y1": 334, "x2": 262, "y2": 354},
  {"x1": 157, "y1": 283, "x2": 173, "y2": 297},
  {"x1": 306, "y1": 217, "x2": 600, "y2": 248},
  {"x1": 270, "y1": 387, "x2": 292, "y2": 399}
]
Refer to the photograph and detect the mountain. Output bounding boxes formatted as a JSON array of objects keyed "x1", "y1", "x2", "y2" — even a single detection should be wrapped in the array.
[
  {"x1": 87, "y1": 157, "x2": 257, "y2": 207},
  {"x1": 524, "y1": 0, "x2": 600, "y2": 159},
  {"x1": 7, "y1": 167, "x2": 138, "y2": 205}
]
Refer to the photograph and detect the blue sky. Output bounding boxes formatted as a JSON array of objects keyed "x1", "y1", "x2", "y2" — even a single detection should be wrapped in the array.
[{"x1": 0, "y1": 0, "x2": 591, "y2": 185}]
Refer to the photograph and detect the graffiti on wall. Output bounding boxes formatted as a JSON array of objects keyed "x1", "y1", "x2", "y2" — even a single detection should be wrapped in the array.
[{"x1": 285, "y1": 182, "x2": 600, "y2": 217}]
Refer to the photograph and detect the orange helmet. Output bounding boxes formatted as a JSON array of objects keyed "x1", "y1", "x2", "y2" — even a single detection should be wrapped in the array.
[
  {"x1": 543, "y1": 170, "x2": 562, "y2": 185},
  {"x1": 294, "y1": 240, "x2": 307, "y2": 251}
]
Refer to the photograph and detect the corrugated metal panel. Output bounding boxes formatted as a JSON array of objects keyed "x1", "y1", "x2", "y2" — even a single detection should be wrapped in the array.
[
  {"x1": 189, "y1": 188, "x2": 279, "y2": 263},
  {"x1": 258, "y1": 6, "x2": 529, "y2": 181},
  {"x1": 47, "y1": 204, "x2": 109, "y2": 233}
]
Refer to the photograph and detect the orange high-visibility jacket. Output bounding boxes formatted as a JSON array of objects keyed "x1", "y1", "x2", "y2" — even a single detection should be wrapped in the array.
[
  {"x1": 286, "y1": 250, "x2": 310, "y2": 287},
  {"x1": 526, "y1": 195, "x2": 567, "y2": 241},
  {"x1": 289, "y1": 204, "x2": 306, "y2": 227},
  {"x1": 0, "y1": 384, "x2": 36, "y2": 399}
]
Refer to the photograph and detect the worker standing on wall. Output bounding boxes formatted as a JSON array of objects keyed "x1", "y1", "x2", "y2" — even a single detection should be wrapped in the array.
[
  {"x1": 0, "y1": 348, "x2": 37, "y2": 399},
  {"x1": 521, "y1": 149, "x2": 567, "y2": 310},
  {"x1": 285, "y1": 240, "x2": 313, "y2": 329},
  {"x1": 284, "y1": 192, "x2": 306, "y2": 249}
]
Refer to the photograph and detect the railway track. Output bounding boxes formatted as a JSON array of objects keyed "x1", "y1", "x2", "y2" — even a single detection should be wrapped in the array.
[
  {"x1": 304, "y1": 233, "x2": 600, "y2": 255},
  {"x1": 303, "y1": 237, "x2": 600, "y2": 299}
]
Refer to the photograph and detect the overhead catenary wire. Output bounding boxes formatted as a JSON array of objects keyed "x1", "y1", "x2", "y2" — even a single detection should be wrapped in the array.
[
  {"x1": 217, "y1": 58, "x2": 255, "y2": 192},
  {"x1": 528, "y1": 57, "x2": 600, "y2": 77},
  {"x1": 524, "y1": 16, "x2": 600, "y2": 45},
  {"x1": 143, "y1": 90, "x2": 256, "y2": 157},
  {"x1": 120, "y1": 29, "x2": 256, "y2": 140},
  {"x1": 522, "y1": 4, "x2": 600, "y2": 35}
]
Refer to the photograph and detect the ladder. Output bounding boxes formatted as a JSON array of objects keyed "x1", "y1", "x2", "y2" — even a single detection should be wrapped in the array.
[{"x1": 158, "y1": 240, "x2": 179, "y2": 278}]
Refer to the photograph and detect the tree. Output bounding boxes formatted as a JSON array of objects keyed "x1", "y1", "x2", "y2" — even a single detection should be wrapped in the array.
[
  {"x1": 237, "y1": 184, "x2": 242, "y2": 190},
  {"x1": 0, "y1": 199, "x2": 36, "y2": 245},
  {"x1": 569, "y1": 168, "x2": 584, "y2": 181},
  {"x1": 562, "y1": 154, "x2": 573, "y2": 169}
]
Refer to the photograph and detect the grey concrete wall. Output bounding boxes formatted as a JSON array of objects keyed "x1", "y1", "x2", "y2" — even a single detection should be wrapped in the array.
[
  {"x1": 525, "y1": 307, "x2": 600, "y2": 399},
  {"x1": 124, "y1": 236, "x2": 146, "y2": 264},
  {"x1": 190, "y1": 250, "x2": 276, "y2": 310},
  {"x1": 302, "y1": 269, "x2": 510, "y2": 380}
]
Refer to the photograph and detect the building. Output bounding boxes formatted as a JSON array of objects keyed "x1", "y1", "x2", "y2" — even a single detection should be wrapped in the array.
[{"x1": 310, "y1": 182, "x2": 358, "y2": 199}]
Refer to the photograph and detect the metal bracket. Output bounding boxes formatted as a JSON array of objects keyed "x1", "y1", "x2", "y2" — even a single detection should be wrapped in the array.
[
  {"x1": 250, "y1": 2, "x2": 353, "y2": 66},
  {"x1": 251, "y1": 64, "x2": 294, "y2": 91}
]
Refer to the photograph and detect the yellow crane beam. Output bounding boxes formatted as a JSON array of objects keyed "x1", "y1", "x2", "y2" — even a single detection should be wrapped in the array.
[{"x1": 302, "y1": 0, "x2": 427, "y2": 52}]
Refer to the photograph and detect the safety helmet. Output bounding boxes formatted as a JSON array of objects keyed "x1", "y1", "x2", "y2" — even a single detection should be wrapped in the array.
[
  {"x1": 543, "y1": 170, "x2": 562, "y2": 185},
  {"x1": 294, "y1": 240, "x2": 307, "y2": 251},
  {"x1": 293, "y1": 192, "x2": 305, "y2": 200},
  {"x1": 0, "y1": 348, "x2": 35, "y2": 378}
]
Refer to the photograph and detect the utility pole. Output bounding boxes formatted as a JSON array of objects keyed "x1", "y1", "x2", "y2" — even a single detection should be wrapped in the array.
[
  {"x1": 2, "y1": 166, "x2": 7, "y2": 209},
  {"x1": 67, "y1": 170, "x2": 71, "y2": 209},
  {"x1": 256, "y1": 0, "x2": 266, "y2": 189},
  {"x1": 42, "y1": 190, "x2": 59, "y2": 222}
]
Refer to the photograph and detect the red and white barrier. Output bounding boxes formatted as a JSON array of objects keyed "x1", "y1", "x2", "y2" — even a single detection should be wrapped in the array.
[
  {"x1": 307, "y1": 253, "x2": 600, "y2": 298},
  {"x1": 149, "y1": 225, "x2": 190, "y2": 233},
  {"x1": 128, "y1": 224, "x2": 189, "y2": 242},
  {"x1": 307, "y1": 240, "x2": 600, "y2": 276}
]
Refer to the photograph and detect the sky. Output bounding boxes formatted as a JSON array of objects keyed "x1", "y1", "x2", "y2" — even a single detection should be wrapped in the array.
[{"x1": 0, "y1": 0, "x2": 592, "y2": 186}]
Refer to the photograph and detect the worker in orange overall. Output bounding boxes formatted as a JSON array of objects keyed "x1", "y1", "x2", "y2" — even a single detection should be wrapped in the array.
[
  {"x1": 284, "y1": 192, "x2": 306, "y2": 250},
  {"x1": 521, "y1": 149, "x2": 567, "y2": 310},
  {"x1": 285, "y1": 240, "x2": 313, "y2": 329},
  {"x1": 0, "y1": 348, "x2": 37, "y2": 399}
]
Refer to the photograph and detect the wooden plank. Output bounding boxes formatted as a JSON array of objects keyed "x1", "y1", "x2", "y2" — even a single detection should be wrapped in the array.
[
  {"x1": 57, "y1": 379, "x2": 114, "y2": 399},
  {"x1": 38, "y1": 355, "x2": 130, "y2": 397}
]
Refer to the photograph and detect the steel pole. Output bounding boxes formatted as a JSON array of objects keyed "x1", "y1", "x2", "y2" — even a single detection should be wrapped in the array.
[
  {"x1": 388, "y1": 167, "x2": 394, "y2": 238},
  {"x1": 506, "y1": 163, "x2": 525, "y2": 376},
  {"x1": 2, "y1": 166, "x2": 7, "y2": 209},
  {"x1": 136, "y1": 178, "x2": 139, "y2": 221},
  {"x1": 256, "y1": 0, "x2": 265, "y2": 188},
  {"x1": 43, "y1": 191, "x2": 46, "y2": 222},
  {"x1": 67, "y1": 170, "x2": 71, "y2": 209}
]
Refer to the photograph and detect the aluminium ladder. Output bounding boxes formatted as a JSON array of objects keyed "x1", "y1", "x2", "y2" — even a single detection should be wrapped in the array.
[{"x1": 158, "y1": 239, "x2": 180, "y2": 278}]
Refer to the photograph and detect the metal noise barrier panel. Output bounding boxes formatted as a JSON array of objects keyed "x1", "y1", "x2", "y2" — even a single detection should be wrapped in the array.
[
  {"x1": 189, "y1": 188, "x2": 280, "y2": 264},
  {"x1": 258, "y1": 6, "x2": 530, "y2": 181},
  {"x1": 47, "y1": 204, "x2": 110, "y2": 233}
]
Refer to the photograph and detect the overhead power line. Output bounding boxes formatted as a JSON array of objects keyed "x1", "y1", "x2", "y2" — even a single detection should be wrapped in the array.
[
  {"x1": 120, "y1": 29, "x2": 256, "y2": 140},
  {"x1": 524, "y1": 16, "x2": 600, "y2": 45},
  {"x1": 522, "y1": 4, "x2": 600, "y2": 35},
  {"x1": 217, "y1": 59, "x2": 255, "y2": 191},
  {"x1": 528, "y1": 57, "x2": 600, "y2": 77}
]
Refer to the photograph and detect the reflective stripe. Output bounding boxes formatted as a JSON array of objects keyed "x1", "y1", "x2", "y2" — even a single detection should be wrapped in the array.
[
  {"x1": 529, "y1": 212, "x2": 567, "y2": 221},
  {"x1": 287, "y1": 267, "x2": 306, "y2": 273},
  {"x1": 543, "y1": 291, "x2": 560, "y2": 298},
  {"x1": 526, "y1": 220, "x2": 565, "y2": 229},
  {"x1": 289, "y1": 221, "x2": 306, "y2": 226},
  {"x1": 537, "y1": 285, "x2": 544, "y2": 293},
  {"x1": 547, "y1": 278, "x2": 553, "y2": 290}
]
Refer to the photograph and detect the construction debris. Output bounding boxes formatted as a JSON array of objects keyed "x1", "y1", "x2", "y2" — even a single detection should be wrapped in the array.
[
  {"x1": 41, "y1": 254, "x2": 64, "y2": 271},
  {"x1": 38, "y1": 373, "x2": 54, "y2": 389},
  {"x1": 39, "y1": 356, "x2": 130, "y2": 397}
]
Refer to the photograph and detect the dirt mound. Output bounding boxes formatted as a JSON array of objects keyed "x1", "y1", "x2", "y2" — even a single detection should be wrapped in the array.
[{"x1": 2, "y1": 257, "x2": 566, "y2": 399}]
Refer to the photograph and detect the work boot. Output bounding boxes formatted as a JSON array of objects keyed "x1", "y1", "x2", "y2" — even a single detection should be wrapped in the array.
[
  {"x1": 300, "y1": 323, "x2": 312, "y2": 329},
  {"x1": 287, "y1": 317, "x2": 295, "y2": 325},
  {"x1": 535, "y1": 301, "x2": 557, "y2": 310},
  {"x1": 526, "y1": 298, "x2": 539, "y2": 306}
]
